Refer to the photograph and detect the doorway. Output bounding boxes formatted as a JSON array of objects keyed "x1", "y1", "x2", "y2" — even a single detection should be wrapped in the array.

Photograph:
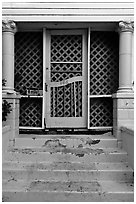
[{"x1": 44, "y1": 30, "x2": 87, "y2": 128}]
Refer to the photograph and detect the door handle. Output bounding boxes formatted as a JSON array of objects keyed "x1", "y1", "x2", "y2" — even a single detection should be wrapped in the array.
[{"x1": 45, "y1": 83, "x2": 48, "y2": 92}]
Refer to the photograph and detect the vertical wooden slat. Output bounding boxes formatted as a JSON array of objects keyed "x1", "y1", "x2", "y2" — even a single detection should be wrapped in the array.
[
  {"x1": 43, "y1": 28, "x2": 46, "y2": 128},
  {"x1": 63, "y1": 85, "x2": 65, "y2": 117},
  {"x1": 45, "y1": 30, "x2": 51, "y2": 122},
  {"x1": 70, "y1": 83, "x2": 73, "y2": 117},
  {"x1": 52, "y1": 87, "x2": 55, "y2": 117},
  {"x1": 88, "y1": 27, "x2": 91, "y2": 129},
  {"x1": 77, "y1": 82, "x2": 79, "y2": 117},
  {"x1": 74, "y1": 81, "x2": 76, "y2": 117}
]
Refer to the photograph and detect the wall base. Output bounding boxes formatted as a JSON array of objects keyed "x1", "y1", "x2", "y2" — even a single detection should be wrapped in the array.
[
  {"x1": 2, "y1": 92, "x2": 20, "y2": 151},
  {"x1": 112, "y1": 92, "x2": 134, "y2": 145}
]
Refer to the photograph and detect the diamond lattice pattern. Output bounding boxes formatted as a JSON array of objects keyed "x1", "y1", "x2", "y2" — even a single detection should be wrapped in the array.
[
  {"x1": 50, "y1": 35, "x2": 82, "y2": 117},
  {"x1": 90, "y1": 98, "x2": 113, "y2": 127},
  {"x1": 15, "y1": 32, "x2": 43, "y2": 95},
  {"x1": 89, "y1": 32, "x2": 119, "y2": 127},
  {"x1": 51, "y1": 35, "x2": 82, "y2": 62},
  {"x1": 51, "y1": 64, "x2": 82, "y2": 82},
  {"x1": 90, "y1": 32, "x2": 119, "y2": 95},
  {"x1": 20, "y1": 98, "x2": 42, "y2": 127},
  {"x1": 15, "y1": 32, "x2": 43, "y2": 127}
]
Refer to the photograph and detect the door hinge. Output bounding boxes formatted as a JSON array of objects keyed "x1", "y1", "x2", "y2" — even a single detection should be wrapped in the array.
[{"x1": 45, "y1": 83, "x2": 48, "y2": 92}]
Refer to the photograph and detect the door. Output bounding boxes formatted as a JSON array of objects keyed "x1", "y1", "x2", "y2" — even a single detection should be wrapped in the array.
[{"x1": 45, "y1": 30, "x2": 87, "y2": 128}]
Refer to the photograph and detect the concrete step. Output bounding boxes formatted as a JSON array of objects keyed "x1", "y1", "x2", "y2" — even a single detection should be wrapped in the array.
[
  {"x1": 2, "y1": 161, "x2": 133, "y2": 182},
  {"x1": 3, "y1": 161, "x2": 131, "y2": 171},
  {"x1": 2, "y1": 180, "x2": 134, "y2": 202},
  {"x1": 18, "y1": 132, "x2": 112, "y2": 139},
  {"x1": 15, "y1": 133, "x2": 117, "y2": 148},
  {"x1": 3, "y1": 167, "x2": 133, "y2": 182},
  {"x1": 5, "y1": 147, "x2": 128, "y2": 163}
]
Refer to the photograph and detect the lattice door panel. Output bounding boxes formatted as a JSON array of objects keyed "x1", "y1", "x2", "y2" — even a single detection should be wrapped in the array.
[
  {"x1": 51, "y1": 35, "x2": 82, "y2": 62},
  {"x1": 20, "y1": 98, "x2": 42, "y2": 127},
  {"x1": 50, "y1": 34, "x2": 83, "y2": 118},
  {"x1": 89, "y1": 98, "x2": 113, "y2": 127},
  {"x1": 15, "y1": 32, "x2": 43, "y2": 95},
  {"x1": 51, "y1": 64, "x2": 82, "y2": 82},
  {"x1": 51, "y1": 81, "x2": 82, "y2": 117}
]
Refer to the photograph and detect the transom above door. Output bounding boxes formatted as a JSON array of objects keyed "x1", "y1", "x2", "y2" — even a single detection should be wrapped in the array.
[{"x1": 45, "y1": 30, "x2": 87, "y2": 128}]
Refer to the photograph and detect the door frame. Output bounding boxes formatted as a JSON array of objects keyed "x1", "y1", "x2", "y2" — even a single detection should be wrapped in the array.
[{"x1": 43, "y1": 29, "x2": 88, "y2": 128}]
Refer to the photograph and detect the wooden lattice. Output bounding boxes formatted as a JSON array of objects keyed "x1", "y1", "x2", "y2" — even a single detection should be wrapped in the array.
[
  {"x1": 51, "y1": 64, "x2": 82, "y2": 82},
  {"x1": 51, "y1": 81, "x2": 82, "y2": 117},
  {"x1": 89, "y1": 98, "x2": 113, "y2": 127},
  {"x1": 15, "y1": 32, "x2": 43, "y2": 95},
  {"x1": 20, "y1": 98, "x2": 42, "y2": 127},
  {"x1": 15, "y1": 32, "x2": 43, "y2": 127},
  {"x1": 51, "y1": 35, "x2": 82, "y2": 62},
  {"x1": 50, "y1": 35, "x2": 82, "y2": 117},
  {"x1": 14, "y1": 31, "x2": 119, "y2": 128},
  {"x1": 89, "y1": 31, "x2": 119, "y2": 128},
  {"x1": 90, "y1": 32, "x2": 119, "y2": 95}
]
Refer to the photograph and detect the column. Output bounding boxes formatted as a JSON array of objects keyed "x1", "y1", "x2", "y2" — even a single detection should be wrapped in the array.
[
  {"x1": 112, "y1": 21, "x2": 134, "y2": 146},
  {"x1": 131, "y1": 31, "x2": 134, "y2": 90},
  {"x1": 118, "y1": 21, "x2": 134, "y2": 92},
  {"x1": 2, "y1": 20, "x2": 20, "y2": 150},
  {"x1": 2, "y1": 19, "x2": 17, "y2": 93}
]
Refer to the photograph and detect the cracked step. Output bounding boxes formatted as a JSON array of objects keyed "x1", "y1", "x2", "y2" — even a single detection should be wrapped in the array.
[
  {"x1": 2, "y1": 180, "x2": 134, "y2": 202},
  {"x1": 4, "y1": 148, "x2": 128, "y2": 163},
  {"x1": 3, "y1": 161, "x2": 131, "y2": 171},
  {"x1": 3, "y1": 131, "x2": 134, "y2": 202},
  {"x1": 15, "y1": 134, "x2": 117, "y2": 148},
  {"x1": 18, "y1": 132, "x2": 113, "y2": 139},
  {"x1": 2, "y1": 161, "x2": 133, "y2": 182}
]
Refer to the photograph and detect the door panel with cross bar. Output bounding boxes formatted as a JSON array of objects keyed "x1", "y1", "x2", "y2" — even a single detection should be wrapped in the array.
[{"x1": 45, "y1": 30, "x2": 87, "y2": 128}]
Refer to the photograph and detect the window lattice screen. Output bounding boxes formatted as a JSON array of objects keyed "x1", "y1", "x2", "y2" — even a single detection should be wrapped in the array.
[
  {"x1": 20, "y1": 98, "x2": 42, "y2": 127},
  {"x1": 90, "y1": 32, "x2": 119, "y2": 95},
  {"x1": 89, "y1": 98, "x2": 113, "y2": 127},
  {"x1": 15, "y1": 32, "x2": 43, "y2": 95},
  {"x1": 89, "y1": 32, "x2": 119, "y2": 128},
  {"x1": 15, "y1": 32, "x2": 43, "y2": 127}
]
